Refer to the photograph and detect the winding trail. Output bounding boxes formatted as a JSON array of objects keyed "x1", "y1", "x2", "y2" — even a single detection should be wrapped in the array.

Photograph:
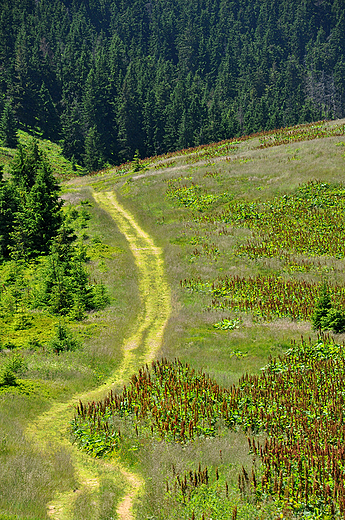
[{"x1": 26, "y1": 190, "x2": 171, "y2": 520}]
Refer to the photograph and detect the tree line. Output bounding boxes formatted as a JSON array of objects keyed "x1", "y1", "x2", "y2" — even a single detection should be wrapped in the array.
[
  {"x1": 0, "y1": 0, "x2": 344, "y2": 169},
  {"x1": 0, "y1": 140, "x2": 109, "y2": 320}
]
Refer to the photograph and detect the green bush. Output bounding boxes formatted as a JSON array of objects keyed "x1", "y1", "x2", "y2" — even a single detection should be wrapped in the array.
[
  {"x1": 5, "y1": 352, "x2": 27, "y2": 374},
  {"x1": 312, "y1": 284, "x2": 345, "y2": 333},
  {"x1": 91, "y1": 282, "x2": 110, "y2": 310},
  {"x1": 0, "y1": 366, "x2": 17, "y2": 386},
  {"x1": 48, "y1": 322, "x2": 80, "y2": 354},
  {"x1": 321, "y1": 308, "x2": 345, "y2": 333},
  {"x1": 0, "y1": 353, "x2": 27, "y2": 386},
  {"x1": 312, "y1": 283, "x2": 332, "y2": 330}
]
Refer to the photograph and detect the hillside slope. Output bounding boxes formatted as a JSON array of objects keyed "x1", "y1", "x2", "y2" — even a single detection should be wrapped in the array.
[
  {"x1": 1, "y1": 119, "x2": 345, "y2": 519},
  {"x1": 67, "y1": 118, "x2": 345, "y2": 519}
]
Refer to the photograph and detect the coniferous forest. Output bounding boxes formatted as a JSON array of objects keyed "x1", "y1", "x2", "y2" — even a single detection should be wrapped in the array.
[{"x1": 0, "y1": 0, "x2": 345, "y2": 169}]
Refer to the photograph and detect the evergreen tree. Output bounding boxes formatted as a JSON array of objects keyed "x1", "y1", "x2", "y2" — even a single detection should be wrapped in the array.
[
  {"x1": 10, "y1": 140, "x2": 43, "y2": 190},
  {"x1": 117, "y1": 64, "x2": 144, "y2": 162},
  {"x1": 8, "y1": 140, "x2": 63, "y2": 258},
  {"x1": 0, "y1": 0, "x2": 345, "y2": 159},
  {"x1": 84, "y1": 125, "x2": 105, "y2": 172},
  {"x1": 312, "y1": 283, "x2": 332, "y2": 330},
  {"x1": 0, "y1": 166, "x2": 18, "y2": 258},
  {"x1": 61, "y1": 101, "x2": 85, "y2": 165},
  {"x1": 0, "y1": 99, "x2": 18, "y2": 148},
  {"x1": 37, "y1": 82, "x2": 60, "y2": 139},
  {"x1": 48, "y1": 321, "x2": 80, "y2": 354},
  {"x1": 36, "y1": 228, "x2": 109, "y2": 319},
  {"x1": 23, "y1": 162, "x2": 63, "y2": 254}
]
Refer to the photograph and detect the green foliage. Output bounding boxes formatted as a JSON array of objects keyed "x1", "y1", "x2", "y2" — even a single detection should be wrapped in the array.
[
  {"x1": 4, "y1": 353, "x2": 28, "y2": 375},
  {"x1": 0, "y1": 262, "x2": 60, "y2": 347},
  {"x1": 0, "y1": 100, "x2": 18, "y2": 149},
  {"x1": 199, "y1": 181, "x2": 345, "y2": 260},
  {"x1": 0, "y1": 176, "x2": 18, "y2": 259},
  {"x1": 74, "y1": 339, "x2": 345, "y2": 517},
  {"x1": 230, "y1": 338, "x2": 345, "y2": 516},
  {"x1": 0, "y1": 206, "x2": 109, "y2": 336},
  {"x1": 72, "y1": 359, "x2": 235, "y2": 450},
  {"x1": 48, "y1": 322, "x2": 80, "y2": 354},
  {"x1": 71, "y1": 421, "x2": 120, "y2": 458},
  {"x1": 321, "y1": 308, "x2": 345, "y2": 333},
  {"x1": 166, "y1": 180, "x2": 231, "y2": 212},
  {"x1": 163, "y1": 465, "x2": 278, "y2": 520},
  {"x1": 35, "y1": 230, "x2": 110, "y2": 319},
  {"x1": 166, "y1": 466, "x2": 238, "y2": 520},
  {"x1": 37, "y1": 251, "x2": 89, "y2": 318},
  {"x1": 132, "y1": 150, "x2": 141, "y2": 172},
  {"x1": 180, "y1": 182, "x2": 345, "y2": 330},
  {"x1": 90, "y1": 282, "x2": 110, "y2": 311},
  {"x1": 0, "y1": 353, "x2": 27, "y2": 387},
  {"x1": 183, "y1": 275, "x2": 345, "y2": 322},
  {"x1": 17, "y1": 130, "x2": 79, "y2": 179},
  {"x1": 84, "y1": 126, "x2": 105, "y2": 172},
  {"x1": 10, "y1": 139, "x2": 46, "y2": 189},
  {"x1": 312, "y1": 284, "x2": 345, "y2": 333},
  {"x1": 213, "y1": 318, "x2": 240, "y2": 331},
  {"x1": 0, "y1": 139, "x2": 63, "y2": 259},
  {"x1": 0, "y1": 366, "x2": 17, "y2": 387},
  {"x1": 1, "y1": 1, "x2": 345, "y2": 165},
  {"x1": 312, "y1": 283, "x2": 333, "y2": 329}
]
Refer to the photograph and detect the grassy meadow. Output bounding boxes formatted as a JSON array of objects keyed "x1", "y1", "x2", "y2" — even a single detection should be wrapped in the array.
[
  {"x1": 72, "y1": 119, "x2": 345, "y2": 519},
  {"x1": 1, "y1": 119, "x2": 345, "y2": 518}
]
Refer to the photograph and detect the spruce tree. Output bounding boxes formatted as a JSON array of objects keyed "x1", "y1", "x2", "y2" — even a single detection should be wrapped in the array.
[
  {"x1": 84, "y1": 126, "x2": 105, "y2": 172},
  {"x1": 38, "y1": 82, "x2": 60, "y2": 140},
  {"x1": 8, "y1": 140, "x2": 63, "y2": 258},
  {"x1": 61, "y1": 101, "x2": 85, "y2": 165},
  {"x1": 10, "y1": 140, "x2": 42, "y2": 190},
  {"x1": 0, "y1": 167, "x2": 18, "y2": 258},
  {"x1": 312, "y1": 283, "x2": 332, "y2": 330},
  {"x1": 23, "y1": 162, "x2": 63, "y2": 255},
  {"x1": 0, "y1": 100, "x2": 18, "y2": 148}
]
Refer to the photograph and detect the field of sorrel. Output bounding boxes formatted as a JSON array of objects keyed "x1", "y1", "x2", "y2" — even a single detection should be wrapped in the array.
[{"x1": 73, "y1": 336, "x2": 345, "y2": 518}]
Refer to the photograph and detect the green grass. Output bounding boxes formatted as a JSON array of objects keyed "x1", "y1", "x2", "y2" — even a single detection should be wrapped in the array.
[
  {"x1": 0, "y1": 182, "x2": 140, "y2": 517},
  {"x1": 67, "y1": 118, "x2": 345, "y2": 519},
  {"x1": 0, "y1": 131, "x2": 84, "y2": 180},
  {"x1": 2, "y1": 119, "x2": 345, "y2": 518},
  {"x1": 0, "y1": 393, "x2": 76, "y2": 519}
]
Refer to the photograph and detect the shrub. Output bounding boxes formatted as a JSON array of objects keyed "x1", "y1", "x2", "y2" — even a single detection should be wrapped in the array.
[
  {"x1": 312, "y1": 283, "x2": 345, "y2": 333},
  {"x1": 0, "y1": 352, "x2": 27, "y2": 386},
  {"x1": 0, "y1": 366, "x2": 17, "y2": 386},
  {"x1": 48, "y1": 322, "x2": 80, "y2": 354},
  {"x1": 90, "y1": 282, "x2": 110, "y2": 310},
  {"x1": 5, "y1": 352, "x2": 27, "y2": 374},
  {"x1": 312, "y1": 283, "x2": 332, "y2": 330},
  {"x1": 321, "y1": 308, "x2": 345, "y2": 333}
]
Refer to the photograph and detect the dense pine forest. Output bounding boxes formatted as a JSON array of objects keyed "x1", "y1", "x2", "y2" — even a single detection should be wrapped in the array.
[{"x1": 0, "y1": 0, "x2": 345, "y2": 169}]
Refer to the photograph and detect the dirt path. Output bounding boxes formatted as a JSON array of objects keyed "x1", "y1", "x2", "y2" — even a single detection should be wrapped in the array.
[{"x1": 26, "y1": 190, "x2": 171, "y2": 520}]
